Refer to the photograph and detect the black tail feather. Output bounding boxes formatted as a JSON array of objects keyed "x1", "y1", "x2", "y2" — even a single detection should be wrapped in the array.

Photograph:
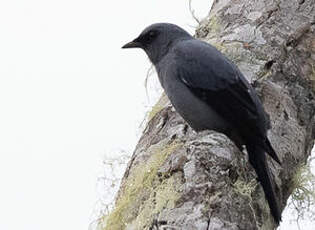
[
  {"x1": 264, "y1": 138, "x2": 281, "y2": 165},
  {"x1": 246, "y1": 144, "x2": 281, "y2": 224}
]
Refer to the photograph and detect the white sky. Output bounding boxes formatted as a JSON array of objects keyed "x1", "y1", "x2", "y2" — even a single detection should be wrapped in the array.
[{"x1": 0, "y1": 1, "x2": 313, "y2": 230}]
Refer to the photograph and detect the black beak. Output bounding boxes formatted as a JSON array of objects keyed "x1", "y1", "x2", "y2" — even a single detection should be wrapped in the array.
[{"x1": 122, "y1": 39, "x2": 142, "y2": 49}]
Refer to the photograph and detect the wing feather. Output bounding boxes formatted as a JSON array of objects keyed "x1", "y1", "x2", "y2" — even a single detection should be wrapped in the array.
[{"x1": 173, "y1": 40, "x2": 268, "y2": 139}]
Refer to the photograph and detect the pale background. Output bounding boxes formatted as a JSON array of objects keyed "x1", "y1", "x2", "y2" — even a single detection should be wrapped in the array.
[{"x1": 0, "y1": 1, "x2": 312, "y2": 230}]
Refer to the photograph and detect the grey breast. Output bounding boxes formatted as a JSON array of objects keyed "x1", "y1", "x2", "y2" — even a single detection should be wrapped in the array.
[{"x1": 156, "y1": 55, "x2": 231, "y2": 133}]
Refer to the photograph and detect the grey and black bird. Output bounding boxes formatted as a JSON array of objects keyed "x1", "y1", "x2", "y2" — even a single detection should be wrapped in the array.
[{"x1": 122, "y1": 23, "x2": 282, "y2": 223}]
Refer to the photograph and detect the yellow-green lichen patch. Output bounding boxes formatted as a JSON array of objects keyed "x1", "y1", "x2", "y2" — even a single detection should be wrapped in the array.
[
  {"x1": 100, "y1": 141, "x2": 183, "y2": 230},
  {"x1": 211, "y1": 41, "x2": 227, "y2": 53},
  {"x1": 233, "y1": 177, "x2": 261, "y2": 225},
  {"x1": 256, "y1": 68, "x2": 272, "y2": 81},
  {"x1": 233, "y1": 178, "x2": 257, "y2": 198},
  {"x1": 147, "y1": 93, "x2": 169, "y2": 122},
  {"x1": 129, "y1": 175, "x2": 181, "y2": 229},
  {"x1": 210, "y1": 41, "x2": 244, "y2": 63},
  {"x1": 207, "y1": 16, "x2": 221, "y2": 35}
]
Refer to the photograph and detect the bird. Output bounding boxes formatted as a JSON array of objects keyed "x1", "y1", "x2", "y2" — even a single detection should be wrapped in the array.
[{"x1": 122, "y1": 23, "x2": 282, "y2": 223}]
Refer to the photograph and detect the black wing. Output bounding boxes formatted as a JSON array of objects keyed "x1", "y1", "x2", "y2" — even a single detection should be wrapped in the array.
[{"x1": 173, "y1": 39, "x2": 267, "y2": 138}]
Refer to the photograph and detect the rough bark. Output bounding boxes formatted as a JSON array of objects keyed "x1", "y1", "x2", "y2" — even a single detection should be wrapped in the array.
[{"x1": 100, "y1": 0, "x2": 315, "y2": 229}]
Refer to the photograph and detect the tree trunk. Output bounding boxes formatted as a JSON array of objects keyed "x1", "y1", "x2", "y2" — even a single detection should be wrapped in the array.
[{"x1": 100, "y1": 0, "x2": 315, "y2": 229}]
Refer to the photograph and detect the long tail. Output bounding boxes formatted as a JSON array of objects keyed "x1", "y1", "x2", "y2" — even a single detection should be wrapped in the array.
[
  {"x1": 246, "y1": 144, "x2": 281, "y2": 224},
  {"x1": 263, "y1": 138, "x2": 281, "y2": 165}
]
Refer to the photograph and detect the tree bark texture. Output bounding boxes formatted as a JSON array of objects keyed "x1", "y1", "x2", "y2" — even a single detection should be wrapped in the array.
[{"x1": 100, "y1": 0, "x2": 315, "y2": 229}]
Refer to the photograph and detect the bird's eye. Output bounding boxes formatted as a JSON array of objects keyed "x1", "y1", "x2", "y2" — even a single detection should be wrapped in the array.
[
  {"x1": 149, "y1": 31, "x2": 156, "y2": 38},
  {"x1": 146, "y1": 31, "x2": 157, "y2": 42}
]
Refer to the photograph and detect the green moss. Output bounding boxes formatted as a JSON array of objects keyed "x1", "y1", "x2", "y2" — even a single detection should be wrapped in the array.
[{"x1": 99, "y1": 141, "x2": 183, "y2": 230}]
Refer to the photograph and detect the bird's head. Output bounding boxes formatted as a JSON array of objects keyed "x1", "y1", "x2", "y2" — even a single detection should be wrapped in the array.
[{"x1": 122, "y1": 23, "x2": 192, "y2": 64}]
